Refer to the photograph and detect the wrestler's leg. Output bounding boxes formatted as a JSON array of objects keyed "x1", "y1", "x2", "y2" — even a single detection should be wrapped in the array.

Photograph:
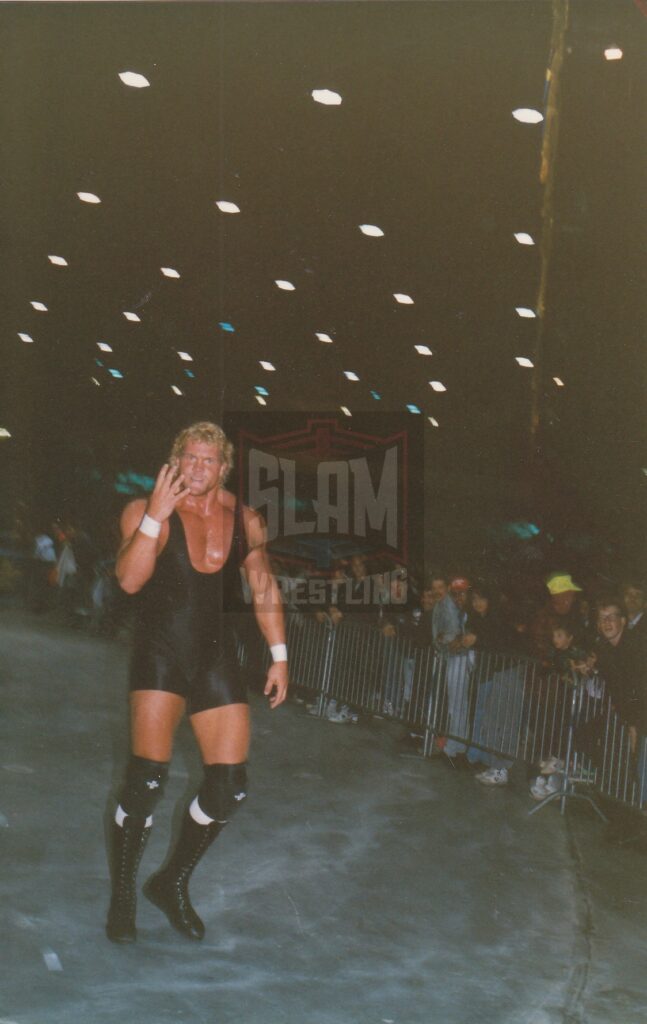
[
  {"x1": 144, "y1": 704, "x2": 250, "y2": 940},
  {"x1": 130, "y1": 689, "x2": 186, "y2": 761},
  {"x1": 106, "y1": 691, "x2": 185, "y2": 943}
]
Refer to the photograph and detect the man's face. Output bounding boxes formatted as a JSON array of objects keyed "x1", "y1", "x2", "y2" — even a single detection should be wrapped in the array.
[
  {"x1": 550, "y1": 591, "x2": 576, "y2": 615},
  {"x1": 421, "y1": 589, "x2": 435, "y2": 612},
  {"x1": 623, "y1": 586, "x2": 645, "y2": 620},
  {"x1": 597, "y1": 606, "x2": 626, "y2": 645},
  {"x1": 451, "y1": 589, "x2": 469, "y2": 611},
  {"x1": 177, "y1": 440, "x2": 225, "y2": 496},
  {"x1": 350, "y1": 556, "x2": 367, "y2": 580},
  {"x1": 430, "y1": 578, "x2": 447, "y2": 602}
]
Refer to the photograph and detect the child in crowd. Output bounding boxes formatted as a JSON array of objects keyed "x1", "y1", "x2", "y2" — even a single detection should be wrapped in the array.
[{"x1": 529, "y1": 622, "x2": 595, "y2": 800}]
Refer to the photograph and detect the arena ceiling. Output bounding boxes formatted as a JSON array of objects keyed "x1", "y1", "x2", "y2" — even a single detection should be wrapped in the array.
[{"x1": 1, "y1": 1, "x2": 645, "y2": 554}]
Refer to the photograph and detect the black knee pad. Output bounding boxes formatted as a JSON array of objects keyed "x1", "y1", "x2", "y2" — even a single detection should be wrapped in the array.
[
  {"x1": 198, "y1": 763, "x2": 248, "y2": 823},
  {"x1": 119, "y1": 755, "x2": 169, "y2": 824}
]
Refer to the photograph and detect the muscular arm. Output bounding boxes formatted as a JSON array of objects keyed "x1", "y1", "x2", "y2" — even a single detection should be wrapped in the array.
[
  {"x1": 115, "y1": 500, "x2": 164, "y2": 594},
  {"x1": 242, "y1": 510, "x2": 288, "y2": 707},
  {"x1": 115, "y1": 463, "x2": 190, "y2": 594}
]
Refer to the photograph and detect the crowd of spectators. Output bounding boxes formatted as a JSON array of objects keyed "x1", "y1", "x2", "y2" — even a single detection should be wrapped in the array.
[{"x1": 273, "y1": 555, "x2": 646, "y2": 806}]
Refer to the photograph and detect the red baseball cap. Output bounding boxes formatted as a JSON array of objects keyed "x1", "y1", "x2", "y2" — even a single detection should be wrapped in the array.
[{"x1": 449, "y1": 577, "x2": 471, "y2": 592}]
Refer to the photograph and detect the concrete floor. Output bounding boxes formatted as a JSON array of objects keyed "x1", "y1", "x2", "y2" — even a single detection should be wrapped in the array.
[{"x1": 1, "y1": 608, "x2": 646, "y2": 1024}]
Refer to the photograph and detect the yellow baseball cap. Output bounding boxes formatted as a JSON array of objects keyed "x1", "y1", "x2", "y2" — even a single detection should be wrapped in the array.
[{"x1": 546, "y1": 573, "x2": 582, "y2": 595}]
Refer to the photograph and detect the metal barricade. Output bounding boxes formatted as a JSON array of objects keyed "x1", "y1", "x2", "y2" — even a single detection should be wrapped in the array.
[{"x1": 244, "y1": 615, "x2": 645, "y2": 816}]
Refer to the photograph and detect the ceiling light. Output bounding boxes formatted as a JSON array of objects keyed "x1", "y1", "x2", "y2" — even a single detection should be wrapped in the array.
[
  {"x1": 429, "y1": 381, "x2": 446, "y2": 392},
  {"x1": 260, "y1": 361, "x2": 276, "y2": 371},
  {"x1": 77, "y1": 191, "x2": 101, "y2": 204},
  {"x1": 18, "y1": 332, "x2": 34, "y2": 343},
  {"x1": 515, "y1": 307, "x2": 536, "y2": 318},
  {"x1": 359, "y1": 224, "x2": 384, "y2": 237},
  {"x1": 255, "y1": 396, "x2": 267, "y2": 406},
  {"x1": 97, "y1": 342, "x2": 112, "y2": 352},
  {"x1": 516, "y1": 357, "x2": 534, "y2": 368},
  {"x1": 340, "y1": 406, "x2": 352, "y2": 417},
  {"x1": 407, "y1": 404, "x2": 422, "y2": 414},
  {"x1": 161, "y1": 267, "x2": 180, "y2": 278},
  {"x1": 171, "y1": 385, "x2": 183, "y2": 396},
  {"x1": 428, "y1": 417, "x2": 440, "y2": 428},
  {"x1": 95, "y1": 359, "x2": 104, "y2": 367},
  {"x1": 48, "y1": 255, "x2": 68, "y2": 266},
  {"x1": 90, "y1": 378, "x2": 100, "y2": 387},
  {"x1": 123, "y1": 311, "x2": 141, "y2": 322},
  {"x1": 394, "y1": 293, "x2": 414, "y2": 305},
  {"x1": 215, "y1": 200, "x2": 240, "y2": 214},
  {"x1": 30, "y1": 301, "x2": 48, "y2": 311},
  {"x1": 553, "y1": 376, "x2": 565, "y2": 387},
  {"x1": 184, "y1": 370, "x2": 195, "y2": 379},
  {"x1": 177, "y1": 351, "x2": 193, "y2": 361},
  {"x1": 0, "y1": 428, "x2": 11, "y2": 438},
  {"x1": 312, "y1": 89, "x2": 342, "y2": 106},
  {"x1": 219, "y1": 322, "x2": 235, "y2": 332},
  {"x1": 514, "y1": 232, "x2": 535, "y2": 246},
  {"x1": 275, "y1": 280, "x2": 295, "y2": 291},
  {"x1": 604, "y1": 47, "x2": 623, "y2": 61},
  {"x1": 316, "y1": 332, "x2": 333, "y2": 343},
  {"x1": 414, "y1": 345, "x2": 432, "y2": 356},
  {"x1": 370, "y1": 391, "x2": 381, "y2": 401},
  {"x1": 118, "y1": 70, "x2": 150, "y2": 88},
  {"x1": 344, "y1": 371, "x2": 359, "y2": 381},
  {"x1": 512, "y1": 108, "x2": 544, "y2": 124},
  {"x1": 255, "y1": 386, "x2": 269, "y2": 396},
  {"x1": 109, "y1": 369, "x2": 123, "y2": 378}
]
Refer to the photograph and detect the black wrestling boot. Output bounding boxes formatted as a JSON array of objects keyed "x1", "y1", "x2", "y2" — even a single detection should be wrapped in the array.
[
  {"x1": 144, "y1": 813, "x2": 224, "y2": 940},
  {"x1": 106, "y1": 819, "x2": 151, "y2": 943}
]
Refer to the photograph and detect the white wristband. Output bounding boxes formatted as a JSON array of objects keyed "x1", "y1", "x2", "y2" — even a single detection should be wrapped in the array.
[
  {"x1": 270, "y1": 643, "x2": 288, "y2": 663},
  {"x1": 138, "y1": 513, "x2": 162, "y2": 539}
]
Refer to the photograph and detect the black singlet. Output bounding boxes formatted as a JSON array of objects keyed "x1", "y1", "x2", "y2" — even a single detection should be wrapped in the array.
[{"x1": 129, "y1": 502, "x2": 250, "y2": 714}]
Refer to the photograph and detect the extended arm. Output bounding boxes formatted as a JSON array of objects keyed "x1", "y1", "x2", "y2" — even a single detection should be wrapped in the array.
[{"x1": 242, "y1": 511, "x2": 289, "y2": 708}]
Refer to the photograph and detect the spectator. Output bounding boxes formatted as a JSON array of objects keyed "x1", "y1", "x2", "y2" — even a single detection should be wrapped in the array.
[
  {"x1": 574, "y1": 598, "x2": 646, "y2": 798},
  {"x1": 622, "y1": 580, "x2": 646, "y2": 638},
  {"x1": 461, "y1": 583, "x2": 523, "y2": 786},
  {"x1": 529, "y1": 571, "x2": 584, "y2": 661},
  {"x1": 430, "y1": 573, "x2": 472, "y2": 767},
  {"x1": 25, "y1": 524, "x2": 57, "y2": 612}
]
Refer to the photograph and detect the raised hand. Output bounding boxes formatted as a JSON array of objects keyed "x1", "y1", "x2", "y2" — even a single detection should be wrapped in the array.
[{"x1": 146, "y1": 464, "x2": 191, "y2": 522}]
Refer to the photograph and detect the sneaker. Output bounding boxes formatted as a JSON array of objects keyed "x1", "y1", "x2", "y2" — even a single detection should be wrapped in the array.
[
  {"x1": 326, "y1": 704, "x2": 357, "y2": 724},
  {"x1": 531, "y1": 773, "x2": 563, "y2": 801},
  {"x1": 338, "y1": 704, "x2": 359, "y2": 723},
  {"x1": 382, "y1": 701, "x2": 395, "y2": 717},
  {"x1": 475, "y1": 768, "x2": 509, "y2": 787},
  {"x1": 539, "y1": 756, "x2": 565, "y2": 776}
]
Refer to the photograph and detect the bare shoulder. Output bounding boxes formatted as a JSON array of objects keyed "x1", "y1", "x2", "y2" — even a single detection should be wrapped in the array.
[{"x1": 219, "y1": 488, "x2": 236, "y2": 511}]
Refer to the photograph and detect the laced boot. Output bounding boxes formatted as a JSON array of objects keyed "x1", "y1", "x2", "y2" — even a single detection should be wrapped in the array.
[
  {"x1": 144, "y1": 813, "x2": 224, "y2": 940},
  {"x1": 106, "y1": 818, "x2": 151, "y2": 943}
]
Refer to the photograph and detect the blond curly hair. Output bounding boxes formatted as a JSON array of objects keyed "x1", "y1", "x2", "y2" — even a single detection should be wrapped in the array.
[{"x1": 169, "y1": 421, "x2": 234, "y2": 483}]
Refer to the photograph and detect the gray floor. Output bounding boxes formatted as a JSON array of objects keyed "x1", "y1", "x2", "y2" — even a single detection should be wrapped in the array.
[{"x1": 1, "y1": 609, "x2": 646, "y2": 1024}]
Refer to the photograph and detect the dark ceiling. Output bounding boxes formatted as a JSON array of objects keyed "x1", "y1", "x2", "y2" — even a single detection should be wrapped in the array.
[{"x1": 1, "y1": 1, "x2": 645, "y2": 564}]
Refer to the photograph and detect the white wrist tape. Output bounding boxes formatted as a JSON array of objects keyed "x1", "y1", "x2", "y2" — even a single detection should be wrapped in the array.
[
  {"x1": 138, "y1": 513, "x2": 162, "y2": 539},
  {"x1": 270, "y1": 643, "x2": 288, "y2": 663}
]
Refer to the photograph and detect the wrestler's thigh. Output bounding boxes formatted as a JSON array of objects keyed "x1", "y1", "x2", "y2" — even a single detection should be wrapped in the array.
[
  {"x1": 190, "y1": 704, "x2": 251, "y2": 764},
  {"x1": 130, "y1": 690, "x2": 186, "y2": 761}
]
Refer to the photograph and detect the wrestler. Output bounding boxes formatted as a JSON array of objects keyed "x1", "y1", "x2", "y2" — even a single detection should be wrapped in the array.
[{"x1": 106, "y1": 421, "x2": 288, "y2": 943}]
